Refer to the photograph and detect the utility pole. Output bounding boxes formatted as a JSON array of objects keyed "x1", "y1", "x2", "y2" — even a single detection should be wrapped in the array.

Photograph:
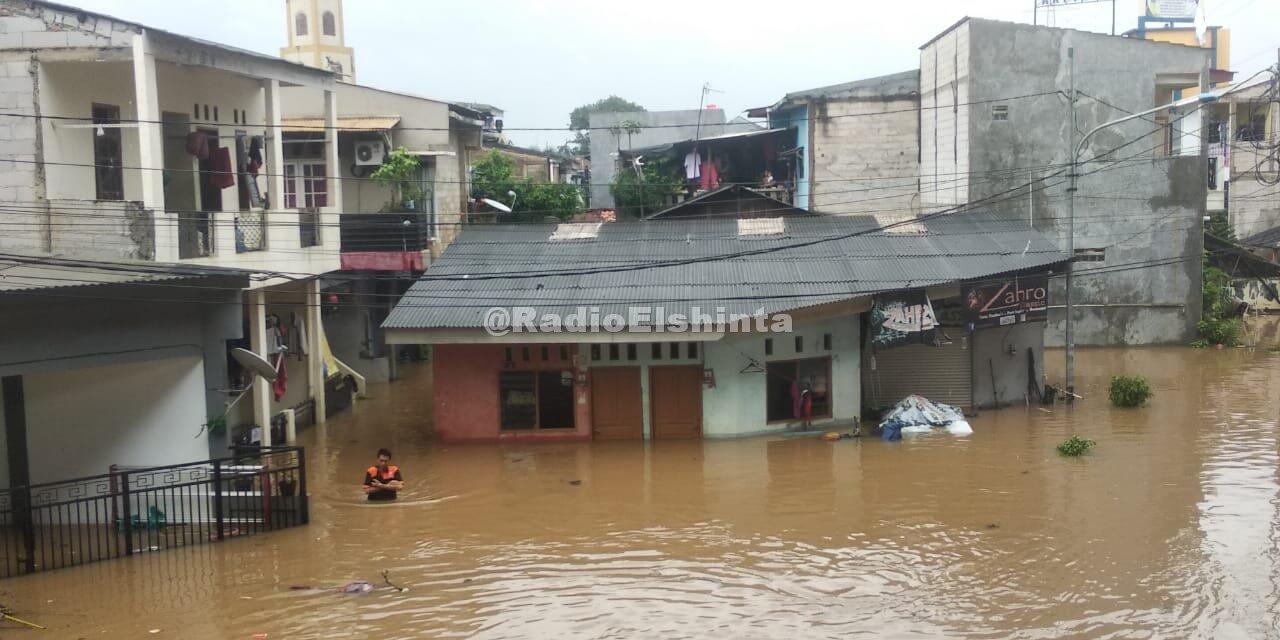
[{"x1": 1065, "y1": 47, "x2": 1077, "y2": 402}]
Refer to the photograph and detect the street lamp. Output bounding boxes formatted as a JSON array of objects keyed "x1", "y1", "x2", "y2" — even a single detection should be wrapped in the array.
[{"x1": 1064, "y1": 58, "x2": 1227, "y2": 399}]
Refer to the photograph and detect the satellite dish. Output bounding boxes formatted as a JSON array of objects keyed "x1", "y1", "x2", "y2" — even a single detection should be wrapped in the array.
[
  {"x1": 482, "y1": 198, "x2": 512, "y2": 213},
  {"x1": 232, "y1": 347, "x2": 278, "y2": 382}
]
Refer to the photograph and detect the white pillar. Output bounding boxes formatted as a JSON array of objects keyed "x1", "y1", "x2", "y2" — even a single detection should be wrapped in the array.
[
  {"x1": 307, "y1": 278, "x2": 327, "y2": 424},
  {"x1": 322, "y1": 88, "x2": 342, "y2": 247},
  {"x1": 132, "y1": 33, "x2": 173, "y2": 261},
  {"x1": 258, "y1": 80, "x2": 284, "y2": 241},
  {"x1": 249, "y1": 289, "x2": 273, "y2": 446}
]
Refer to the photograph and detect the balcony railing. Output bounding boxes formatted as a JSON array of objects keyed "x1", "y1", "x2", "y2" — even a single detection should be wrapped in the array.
[
  {"x1": 0, "y1": 447, "x2": 307, "y2": 578},
  {"x1": 340, "y1": 212, "x2": 431, "y2": 253}
]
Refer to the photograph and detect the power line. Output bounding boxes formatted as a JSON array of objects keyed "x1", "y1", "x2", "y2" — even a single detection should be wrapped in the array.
[{"x1": 0, "y1": 91, "x2": 1064, "y2": 134}]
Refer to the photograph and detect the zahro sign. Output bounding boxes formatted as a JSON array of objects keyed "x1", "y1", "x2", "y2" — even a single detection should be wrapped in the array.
[{"x1": 963, "y1": 275, "x2": 1049, "y2": 329}]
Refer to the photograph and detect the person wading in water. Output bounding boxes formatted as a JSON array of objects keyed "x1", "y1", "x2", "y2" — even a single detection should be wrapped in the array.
[{"x1": 362, "y1": 448, "x2": 404, "y2": 502}]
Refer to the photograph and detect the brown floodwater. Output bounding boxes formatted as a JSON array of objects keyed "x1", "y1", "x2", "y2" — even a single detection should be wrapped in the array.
[{"x1": 6, "y1": 332, "x2": 1280, "y2": 638}]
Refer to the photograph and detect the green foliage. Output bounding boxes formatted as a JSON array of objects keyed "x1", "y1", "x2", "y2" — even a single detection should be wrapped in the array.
[
  {"x1": 206, "y1": 415, "x2": 227, "y2": 434},
  {"x1": 1057, "y1": 435, "x2": 1096, "y2": 457},
  {"x1": 515, "y1": 181, "x2": 585, "y2": 222},
  {"x1": 1108, "y1": 375, "x2": 1152, "y2": 407},
  {"x1": 567, "y1": 96, "x2": 646, "y2": 156},
  {"x1": 1195, "y1": 257, "x2": 1243, "y2": 348},
  {"x1": 1206, "y1": 210, "x2": 1234, "y2": 242},
  {"x1": 370, "y1": 147, "x2": 425, "y2": 212},
  {"x1": 610, "y1": 157, "x2": 683, "y2": 218},
  {"x1": 471, "y1": 149, "x2": 584, "y2": 221}
]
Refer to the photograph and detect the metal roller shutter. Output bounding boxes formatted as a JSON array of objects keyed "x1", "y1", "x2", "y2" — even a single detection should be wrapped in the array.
[{"x1": 862, "y1": 333, "x2": 972, "y2": 412}]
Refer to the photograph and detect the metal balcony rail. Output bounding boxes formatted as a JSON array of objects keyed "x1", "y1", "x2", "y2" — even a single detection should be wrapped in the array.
[
  {"x1": 340, "y1": 212, "x2": 430, "y2": 253},
  {"x1": 0, "y1": 446, "x2": 308, "y2": 578}
]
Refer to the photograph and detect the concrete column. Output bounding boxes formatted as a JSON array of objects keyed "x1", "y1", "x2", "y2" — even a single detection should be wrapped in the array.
[
  {"x1": 307, "y1": 278, "x2": 327, "y2": 424},
  {"x1": 322, "y1": 89, "x2": 343, "y2": 247},
  {"x1": 132, "y1": 33, "x2": 173, "y2": 261},
  {"x1": 258, "y1": 79, "x2": 284, "y2": 235},
  {"x1": 249, "y1": 289, "x2": 273, "y2": 446}
]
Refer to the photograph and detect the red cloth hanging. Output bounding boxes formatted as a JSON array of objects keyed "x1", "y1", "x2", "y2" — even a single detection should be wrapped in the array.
[
  {"x1": 272, "y1": 353, "x2": 288, "y2": 401},
  {"x1": 210, "y1": 147, "x2": 236, "y2": 189}
]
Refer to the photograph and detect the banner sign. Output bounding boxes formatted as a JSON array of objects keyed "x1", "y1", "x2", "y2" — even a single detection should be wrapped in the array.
[
  {"x1": 869, "y1": 291, "x2": 938, "y2": 349},
  {"x1": 1036, "y1": 0, "x2": 1111, "y2": 7},
  {"x1": 963, "y1": 275, "x2": 1050, "y2": 329},
  {"x1": 1146, "y1": 0, "x2": 1197, "y2": 19}
]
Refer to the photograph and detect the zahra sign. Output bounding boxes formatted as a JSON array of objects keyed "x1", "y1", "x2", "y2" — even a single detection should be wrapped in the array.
[
  {"x1": 963, "y1": 275, "x2": 1049, "y2": 329},
  {"x1": 1146, "y1": 0, "x2": 1197, "y2": 19}
]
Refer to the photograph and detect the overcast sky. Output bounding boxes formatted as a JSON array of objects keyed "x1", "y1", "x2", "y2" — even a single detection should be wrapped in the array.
[{"x1": 70, "y1": 0, "x2": 1279, "y2": 148}]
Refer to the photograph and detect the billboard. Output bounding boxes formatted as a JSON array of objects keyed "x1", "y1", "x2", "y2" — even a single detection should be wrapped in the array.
[
  {"x1": 1146, "y1": 0, "x2": 1197, "y2": 19},
  {"x1": 963, "y1": 275, "x2": 1050, "y2": 329}
]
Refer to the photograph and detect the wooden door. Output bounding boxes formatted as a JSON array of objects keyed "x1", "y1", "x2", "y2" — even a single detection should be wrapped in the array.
[
  {"x1": 591, "y1": 367, "x2": 643, "y2": 440},
  {"x1": 649, "y1": 365, "x2": 703, "y2": 440}
]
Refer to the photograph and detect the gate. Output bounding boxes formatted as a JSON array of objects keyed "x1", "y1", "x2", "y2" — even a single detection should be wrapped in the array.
[{"x1": 0, "y1": 447, "x2": 307, "y2": 578}]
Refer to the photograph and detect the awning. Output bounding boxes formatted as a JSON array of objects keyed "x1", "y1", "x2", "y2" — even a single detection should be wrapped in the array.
[
  {"x1": 408, "y1": 150, "x2": 458, "y2": 157},
  {"x1": 282, "y1": 116, "x2": 401, "y2": 133},
  {"x1": 621, "y1": 127, "x2": 791, "y2": 156}
]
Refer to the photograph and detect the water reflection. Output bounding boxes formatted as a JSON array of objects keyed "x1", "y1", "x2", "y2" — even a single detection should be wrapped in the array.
[{"x1": 6, "y1": 341, "x2": 1280, "y2": 638}]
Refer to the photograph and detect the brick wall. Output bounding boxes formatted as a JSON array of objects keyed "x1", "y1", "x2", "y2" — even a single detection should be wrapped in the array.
[{"x1": 809, "y1": 97, "x2": 920, "y2": 215}]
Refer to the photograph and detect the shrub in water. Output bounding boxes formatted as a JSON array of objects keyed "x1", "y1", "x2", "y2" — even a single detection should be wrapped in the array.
[
  {"x1": 1109, "y1": 375, "x2": 1152, "y2": 407},
  {"x1": 1057, "y1": 435, "x2": 1095, "y2": 457}
]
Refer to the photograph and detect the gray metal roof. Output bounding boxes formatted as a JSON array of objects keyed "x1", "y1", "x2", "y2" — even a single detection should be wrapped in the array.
[
  {"x1": 1243, "y1": 225, "x2": 1280, "y2": 249},
  {"x1": 384, "y1": 215, "x2": 1069, "y2": 330},
  {"x1": 0, "y1": 254, "x2": 250, "y2": 294},
  {"x1": 780, "y1": 70, "x2": 920, "y2": 104}
]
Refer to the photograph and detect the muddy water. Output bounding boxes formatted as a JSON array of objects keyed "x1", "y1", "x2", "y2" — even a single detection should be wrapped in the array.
[{"x1": 7, "y1": 341, "x2": 1280, "y2": 638}]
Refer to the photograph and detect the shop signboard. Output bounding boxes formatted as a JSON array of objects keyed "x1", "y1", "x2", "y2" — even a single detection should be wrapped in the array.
[
  {"x1": 963, "y1": 275, "x2": 1050, "y2": 329},
  {"x1": 869, "y1": 291, "x2": 938, "y2": 349},
  {"x1": 1146, "y1": 0, "x2": 1197, "y2": 19}
]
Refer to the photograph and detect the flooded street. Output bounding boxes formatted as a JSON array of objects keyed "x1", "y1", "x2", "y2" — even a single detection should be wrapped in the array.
[{"x1": 6, "y1": 341, "x2": 1280, "y2": 638}]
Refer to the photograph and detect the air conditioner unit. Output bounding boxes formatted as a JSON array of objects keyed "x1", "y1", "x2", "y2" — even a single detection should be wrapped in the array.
[{"x1": 353, "y1": 140, "x2": 386, "y2": 166}]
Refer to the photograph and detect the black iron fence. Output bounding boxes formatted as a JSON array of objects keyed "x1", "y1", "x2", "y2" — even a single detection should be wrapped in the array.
[
  {"x1": 0, "y1": 447, "x2": 307, "y2": 578},
  {"x1": 340, "y1": 212, "x2": 431, "y2": 253}
]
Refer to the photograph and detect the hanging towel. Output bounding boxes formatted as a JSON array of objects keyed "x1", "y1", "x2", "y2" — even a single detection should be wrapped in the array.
[
  {"x1": 683, "y1": 149, "x2": 701, "y2": 180},
  {"x1": 292, "y1": 313, "x2": 309, "y2": 358},
  {"x1": 185, "y1": 131, "x2": 209, "y2": 159},
  {"x1": 273, "y1": 353, "x2": 288, "y2": 401},
  {"x1": 210, "y1": 147, "x2": 236, "y2": 189}
]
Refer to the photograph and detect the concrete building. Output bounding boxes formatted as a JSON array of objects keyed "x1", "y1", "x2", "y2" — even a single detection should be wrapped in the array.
[
  {"x1": 588, "y1": 108, "x2": 756, "y2": 208},
  {"x1": 278, "y1": 82, "x2": 491, "y2": 383},
  {"x1": 280, "y1": 0, "x2": 355, "y2": 82},
  {"x1": 382, "y1": 216, "x2": 1068, "y2": 442},
  {"x1": 0, "y1": 257, "x2": 249, "y2": 487},
  {"x1": 920, "y1": 18, "x2": 1214, "y2": 345},
  {"x1": 1220, "y1": 80, "x2": 1280, "y2": 240},
  {"x1": 750, "y1": 70, "x2": 921, "y2": 215},
  {"x1": 0, "y1": 0, "x2": 344, "y2": 447}
]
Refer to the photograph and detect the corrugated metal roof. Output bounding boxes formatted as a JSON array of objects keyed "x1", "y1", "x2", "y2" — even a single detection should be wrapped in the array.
[
  {"x1": 0, "y1": 255, "x2": 249, "y2": 294},
  {"x1": 282, "y1": 116, "x2": 401, "y2": 132},
  {"x1": 384, "y1": 215, "x2": 1069, "y2": 331},
  {"x1": 1243, "y1": 225, "x2": 1280, "y2": 249}
]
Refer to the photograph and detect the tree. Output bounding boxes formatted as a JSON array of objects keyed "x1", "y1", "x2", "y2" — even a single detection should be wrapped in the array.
[
  {"x1": 471, "y1": 149, "x2": 584, "y2": 221},
  {"x1": 610, "y1": 156, "x2": 681, "y2": 219},
  {"x1": 566, "y1": 95, "x2": 645, "y2": 157},
  {"x1": 369, "y1": 147, "x2": 425, "y2": 212}
]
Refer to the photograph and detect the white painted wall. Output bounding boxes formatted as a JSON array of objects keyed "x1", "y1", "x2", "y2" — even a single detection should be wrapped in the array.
[
  {"x1": 702, "y1": 316, "x2": 861, "y2": 438},
  {"x1": 22, "y1": 356, "x2": 209, "y2": 484}
]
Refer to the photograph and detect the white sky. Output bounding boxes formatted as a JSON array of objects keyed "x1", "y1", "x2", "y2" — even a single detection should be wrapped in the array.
[{"x1": 70, "y1": 0, "x2": 1280, "y2": 148}]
